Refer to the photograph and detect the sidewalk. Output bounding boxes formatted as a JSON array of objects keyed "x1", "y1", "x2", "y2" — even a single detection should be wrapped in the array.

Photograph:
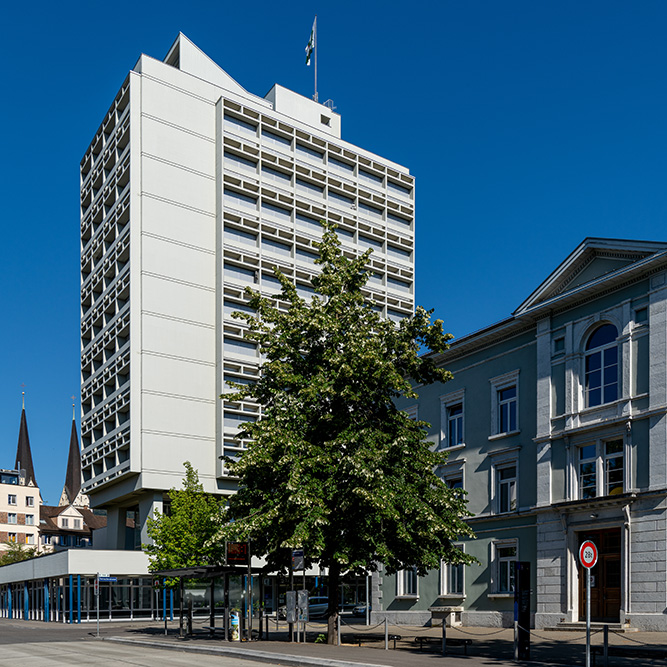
[{"x1": 98, "y1": 619, "x2": 667, "y2": 667}]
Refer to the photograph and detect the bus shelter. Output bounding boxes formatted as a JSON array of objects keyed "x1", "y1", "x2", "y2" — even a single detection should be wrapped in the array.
[{"x1": 153, "y1": 564, "x2": 267, "y2": 640}]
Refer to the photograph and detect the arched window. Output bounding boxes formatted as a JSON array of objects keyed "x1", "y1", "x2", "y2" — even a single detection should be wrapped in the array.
[{"x1": 584, "y1": 324, "x2": 618, "y2": 407}]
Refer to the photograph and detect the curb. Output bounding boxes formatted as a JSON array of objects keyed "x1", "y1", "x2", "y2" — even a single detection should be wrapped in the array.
[{"x1": 103, "y1": 636, "x2": 393, "y2": 667}]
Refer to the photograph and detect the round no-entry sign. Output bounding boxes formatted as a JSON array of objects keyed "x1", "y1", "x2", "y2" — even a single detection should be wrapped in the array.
[{"x1": 579, "y1": 541, "x2": 598, "y2": 569}]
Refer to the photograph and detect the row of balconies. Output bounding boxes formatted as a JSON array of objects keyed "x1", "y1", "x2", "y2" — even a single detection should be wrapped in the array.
[
  {"x1": 221, "y1": 154, "x2": 413, "y2": 233},
  {"x1": 81, "y1": 240, "x2": 130, "y2": 314},
  {"x1": 81, "y1": 308, "x2": 129, "y2": 366},
  {"x1": 80, "y1": 117, "x2": 130, "y2": 213},
  {"x1": 82, "y1": 346, "x2": 130, "y2": 405},
  {"x1": 222, "y1": 98, "x2": 414, "y2": 188},
  {"x1": 81, "y1": 151, "x2": 130, "y2": 221},
  {"x1": 221, "y1": 198, "x2": 414, "y2": 279},
  {"x1": 81, "y1": 273, "x2": 130, "y2": 343},
  {"x1": 221, "y1": 132, "x2": 415, "y2": 219},
  {"x1": 80, "y1": 113, "x2": 130, "y2": 196},
  {"x1": 222, "y1": 216, "x2": 413, "y2": 272},
  {"x1": 81, "y1": 387, "x2": 130, "y2": 442},
  {"x1": 81, "y1": 179, "x2": 130, "y2": 248},
  {"x1": 80, "y1": 78, "x2": 130, "y2": 179},
  {"x1": 221, "y1": 259, "x2": 413, "y2": 316},
  {"x1": 81, "y1": 427, "x2": 130, "y2": 487}
]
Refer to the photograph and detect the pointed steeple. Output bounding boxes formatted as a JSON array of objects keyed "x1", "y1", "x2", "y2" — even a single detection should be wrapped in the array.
[
  {"x1": 59, "y1": 410, "x2": 88, "y2": 507},
  {"x1": 15, "y1": 394, "x2": 37, "y2": 486}
]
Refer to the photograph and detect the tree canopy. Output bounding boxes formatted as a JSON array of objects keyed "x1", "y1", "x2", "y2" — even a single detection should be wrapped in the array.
[
  {"x1": 145, "y1": 462, "x2": 225, "y2": 574},
  {"x1": 218, "y1": 222, "x2": 475, "y2": 641},
  {"x1": 0, "y1": 542, "x2": 38, "y2": 566}
]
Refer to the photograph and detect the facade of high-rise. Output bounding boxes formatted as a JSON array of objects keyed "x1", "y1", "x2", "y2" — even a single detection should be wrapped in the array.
[{"x1": 80, "y1": 34, "x2": 415, "y2": 549}]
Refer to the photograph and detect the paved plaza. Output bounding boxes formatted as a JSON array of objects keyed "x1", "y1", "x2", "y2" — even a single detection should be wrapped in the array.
[{"x1": 2, "y1": 617, "x2": 667, "y2": 666}]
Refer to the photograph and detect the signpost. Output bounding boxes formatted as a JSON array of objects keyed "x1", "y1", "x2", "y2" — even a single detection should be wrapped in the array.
[
  {"x1": 579, "y1": 541, "x2": 598, "y2": 667},
  {"x1": 95, "y1": 573, "x2": 100, "y2": 638},
  {"x1": 96, "y1": 573, "x2": 117, "y2": 637}
]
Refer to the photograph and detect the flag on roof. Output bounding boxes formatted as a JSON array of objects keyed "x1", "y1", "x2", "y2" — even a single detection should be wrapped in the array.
[{"x1": 305, "y1": 19, "x2": 315, "y2": 66}]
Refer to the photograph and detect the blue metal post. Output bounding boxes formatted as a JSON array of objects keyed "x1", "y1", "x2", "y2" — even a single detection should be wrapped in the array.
[
  {"x1": 24, "y1": 582, "x2": 28, "y2": 620},
  {"x1": 170, "y1": 588, "x2": 174, "y2": 621},
  {"x1": 8, "y1": 587, "x2": 12, "y2": 619},
  {"x1": 77, "y1": 575, "x2": 81, "y2": 623},
  {"x1": 44, "y1": 579, "x2": 49, "y2": 622},
  {"x1": 163, "y1": 579, "x2": 166, "y2": 620},
  {"x1": 69, "y1": 575, "x2": 73, "y2": 624}
]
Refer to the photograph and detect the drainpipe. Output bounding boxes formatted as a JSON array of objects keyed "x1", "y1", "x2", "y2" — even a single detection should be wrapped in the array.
[{"x1": 623, "y1": 503, "x2": 631, "y2": 618}]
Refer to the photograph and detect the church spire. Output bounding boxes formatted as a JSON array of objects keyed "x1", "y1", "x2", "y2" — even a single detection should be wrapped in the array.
[
  {"x1": 15, "y1": 394, "x2": 37, "y2": 487},
  {"x1": 59, "y1": 409, "x2": 87, "y2": 507}
]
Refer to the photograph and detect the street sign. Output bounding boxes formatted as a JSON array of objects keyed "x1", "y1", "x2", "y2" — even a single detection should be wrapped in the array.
[
  {"x1": 98, "y1": 576, "x2": 117, "y2": 582},
  {"x1": 579, "y1": 541, "x2": 598, "y2": 569},
  {"x1": 292, "y1": 548, "x2": 304, "y2": 571},
  {"x1": 579, "y1": 540, "x2": 598, "y2": 667},
  {"x1": 226, "y1": 541, "x2": 249, "y2": 565}
]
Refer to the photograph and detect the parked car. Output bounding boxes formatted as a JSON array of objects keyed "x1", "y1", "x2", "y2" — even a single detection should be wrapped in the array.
[{"x1": 352, "y1": 603, "x2": 371, "y2": 617}]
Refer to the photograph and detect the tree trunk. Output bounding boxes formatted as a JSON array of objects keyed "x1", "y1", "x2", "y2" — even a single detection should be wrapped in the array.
[{"x1": 327, "y1": 561, "x2": 341, "y2": 645}]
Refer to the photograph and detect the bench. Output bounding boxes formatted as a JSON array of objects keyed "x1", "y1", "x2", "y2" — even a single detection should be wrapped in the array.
[
  {"x1": 413, "y1": 636, "x2": 472, "y2": 655},
  {"x1": 592, "y1": 644, "x2": 667, "y2": 666},
  {"x1": 349, "y1": 633, "x2": 402, "y2": 649}
]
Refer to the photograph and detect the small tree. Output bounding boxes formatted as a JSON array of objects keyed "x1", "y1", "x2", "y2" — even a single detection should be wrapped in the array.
[
  {"x1": 0, "y1": 542, "x2": 38, "y2": 566},
  {"x1": 218, "y1": 222, "x2": 475, "y2": 644},
  {"x1": 145, "y1": 462, "x2": 225, "y2": 574}
]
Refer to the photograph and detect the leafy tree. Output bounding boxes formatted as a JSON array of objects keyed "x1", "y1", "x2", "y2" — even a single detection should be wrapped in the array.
[
  {"x1": 145, "y1": 462, "x2": 225, "y2": 575},
  {"x1": 0, "y1": 541, "x2": 38, "y2": 566},
  {"x1": 218, "y1": 222, "x2": 475, "y2": 644}
]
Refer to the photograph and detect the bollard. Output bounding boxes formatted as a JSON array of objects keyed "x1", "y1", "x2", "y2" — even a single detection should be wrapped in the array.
[
  {"x1": 441, "y1": 619, "x2": 447, "y2": 656},
  {"x1": 384, "y1": 617, "x2": 388, "y2": 650},
  {"x1": 603, "y1": 624, "x2": 608, "y2": 667}
]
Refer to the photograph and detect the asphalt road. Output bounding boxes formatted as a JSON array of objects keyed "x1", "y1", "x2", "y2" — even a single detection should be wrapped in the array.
[
  {"x1": 2, "y1": 617, "x2": 667, "y2": 667},
  {"x1": 0, "y1": 619, "x2": 277, "y2": 666},
  {"x1": 1, "y1": 640, "x2": 281, "y2": 666}
]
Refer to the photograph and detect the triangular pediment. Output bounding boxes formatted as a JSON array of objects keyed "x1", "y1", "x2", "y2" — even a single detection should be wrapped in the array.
[{"x1": 515, "y1": 238, "x2": 667, "y2": 315}]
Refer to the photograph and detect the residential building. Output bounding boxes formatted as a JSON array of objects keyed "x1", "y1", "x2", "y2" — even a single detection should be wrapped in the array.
[
  {"x1": 0, "y1": 403, "x2": 41, "y2": 550},
  {"x1": 39, "y1": 505, "x2": 104, "y2": 551},
  {"x1": 385, "y1": 238, "x2": 667, "y2": 631},
  {"x1": 80, "y1": 34, "x2": 415, "y2": 548}
]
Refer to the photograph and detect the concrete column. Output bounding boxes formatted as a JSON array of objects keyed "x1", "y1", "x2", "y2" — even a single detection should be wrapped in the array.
[
  {"x1": 139, "y1": 492, "x2": 164, "y2": 548},
  {"x1": 105, "y1": 506, "x2": 128, "y2": 550}
]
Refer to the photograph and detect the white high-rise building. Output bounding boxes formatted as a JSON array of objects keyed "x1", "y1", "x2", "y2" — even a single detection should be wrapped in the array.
[{"x1": 80, "y1": 34, "x2": 415, "y2": 549}]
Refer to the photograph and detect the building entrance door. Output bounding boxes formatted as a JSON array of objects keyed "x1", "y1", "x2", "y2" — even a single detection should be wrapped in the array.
[{"x1": 578, "y1": 528, "x2": 621, "y2": 622}]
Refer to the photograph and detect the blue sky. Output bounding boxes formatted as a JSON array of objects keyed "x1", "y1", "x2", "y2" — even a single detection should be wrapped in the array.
[{"x1": 3, "y1": 0, "x2": 667, "y2": 504}]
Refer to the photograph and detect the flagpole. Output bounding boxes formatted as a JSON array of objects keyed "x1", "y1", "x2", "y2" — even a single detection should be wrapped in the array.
[{"x1": 314, "y1": 15, "x2": 318, "y2": 102}]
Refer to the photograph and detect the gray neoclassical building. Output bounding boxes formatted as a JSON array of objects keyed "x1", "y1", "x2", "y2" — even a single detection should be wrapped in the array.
[{"x1": 383, "y1": 238, "x2": 667, "y2": 631}]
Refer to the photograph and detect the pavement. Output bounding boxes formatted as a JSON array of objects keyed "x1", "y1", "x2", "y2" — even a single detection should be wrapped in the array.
[{"x1": 3, "y1": 617, "x2": 667, "y2": 666}]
